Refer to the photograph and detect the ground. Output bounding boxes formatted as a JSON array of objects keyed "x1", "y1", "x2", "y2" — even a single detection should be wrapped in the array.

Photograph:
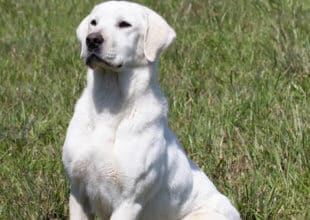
[{"x1": 0, "y1": 0, "x2": 309, "y2": 219}]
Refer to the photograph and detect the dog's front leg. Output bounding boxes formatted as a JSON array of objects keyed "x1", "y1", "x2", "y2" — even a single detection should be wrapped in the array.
[
  {"x1": 69, "y1": 193, "x2": 94, "y2": 220},
  {"x1": 110, "y1": 202, "x2": 142, "y2": 220}
]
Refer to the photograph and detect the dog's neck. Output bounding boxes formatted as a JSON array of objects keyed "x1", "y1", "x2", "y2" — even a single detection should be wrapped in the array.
[{"x1": 86, "y1": 62, "x2": 160, "y2": 114}]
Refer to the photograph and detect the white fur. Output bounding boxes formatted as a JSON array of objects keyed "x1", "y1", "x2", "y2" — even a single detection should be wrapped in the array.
[{"x1": 62, "y1": 1, "x2": 240, "y2": 220}]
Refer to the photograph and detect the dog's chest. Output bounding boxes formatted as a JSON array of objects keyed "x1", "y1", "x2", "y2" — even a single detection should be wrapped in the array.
[
  {"x1": 64, "y1": 143, "x2": 120, "y2": 183},
  {"x1": 62, "y1": 117, "x2": 125, "y2": 204}
]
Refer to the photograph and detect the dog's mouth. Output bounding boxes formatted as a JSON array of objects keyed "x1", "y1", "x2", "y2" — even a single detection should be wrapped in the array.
[{"x1": 85, "y1": 54, "x2": 123, "y2": 69}]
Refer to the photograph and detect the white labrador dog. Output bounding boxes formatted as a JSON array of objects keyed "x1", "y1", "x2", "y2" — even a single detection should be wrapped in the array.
[{"x1": 62, "y1": 1, "x2": 240, "y2": 220}]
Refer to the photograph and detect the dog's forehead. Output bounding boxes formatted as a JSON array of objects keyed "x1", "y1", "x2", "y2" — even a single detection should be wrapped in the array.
[{"x1": 91, "y1": 1, "x2": 145, "y2": 21}]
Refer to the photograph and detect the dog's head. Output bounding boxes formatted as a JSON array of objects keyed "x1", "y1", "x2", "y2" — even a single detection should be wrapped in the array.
[{"x1": 76, "y1": 1, "x2": 176, "y2": 72}]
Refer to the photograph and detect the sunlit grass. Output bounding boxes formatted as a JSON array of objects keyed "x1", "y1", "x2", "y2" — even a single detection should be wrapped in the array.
[{"x1": 0, "y1": 0, "x2": 309, "y2": 219}]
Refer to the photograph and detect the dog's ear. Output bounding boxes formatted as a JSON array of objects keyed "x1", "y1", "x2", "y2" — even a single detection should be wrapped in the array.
[
  {"x1": 144, "y1": 10, "x2": 176, "y2": 62},
  {"x1": 76, "y1": 15, "x2": 90, "y2": 57}
]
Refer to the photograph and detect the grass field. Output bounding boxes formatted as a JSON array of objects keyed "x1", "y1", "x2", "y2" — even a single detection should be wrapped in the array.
[{"x1": 0, "y1": 0, "x2": 309, "y2": 219}]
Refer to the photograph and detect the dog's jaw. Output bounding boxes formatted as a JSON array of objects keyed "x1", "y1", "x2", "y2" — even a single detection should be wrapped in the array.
[{"x1": 85, "y1": 53, "x2": 123, "y2": 72}]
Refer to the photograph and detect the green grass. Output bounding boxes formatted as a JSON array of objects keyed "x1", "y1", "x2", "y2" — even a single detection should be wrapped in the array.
[{"x1": 0, "y1": 0, "x2": 309, "y2": 219}]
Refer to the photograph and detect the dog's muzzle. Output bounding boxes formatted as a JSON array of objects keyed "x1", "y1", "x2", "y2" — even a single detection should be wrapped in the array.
[{"x1": 84, "y1": 32, "x2": 122, "y2": 69}]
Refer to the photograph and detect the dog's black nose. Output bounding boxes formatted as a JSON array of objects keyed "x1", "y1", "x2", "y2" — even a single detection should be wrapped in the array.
[{"x1": 86, "y1": 32, "x2": 104, "y2": 50}]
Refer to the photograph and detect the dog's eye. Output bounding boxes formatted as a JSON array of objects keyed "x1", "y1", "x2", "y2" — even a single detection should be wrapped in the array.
[
  {"x1": 90, "y1": 19, "x2": 97, "y2": 26},
  {"x1": 118, "y1": 21, "x2": 132, "y2": 28}
]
